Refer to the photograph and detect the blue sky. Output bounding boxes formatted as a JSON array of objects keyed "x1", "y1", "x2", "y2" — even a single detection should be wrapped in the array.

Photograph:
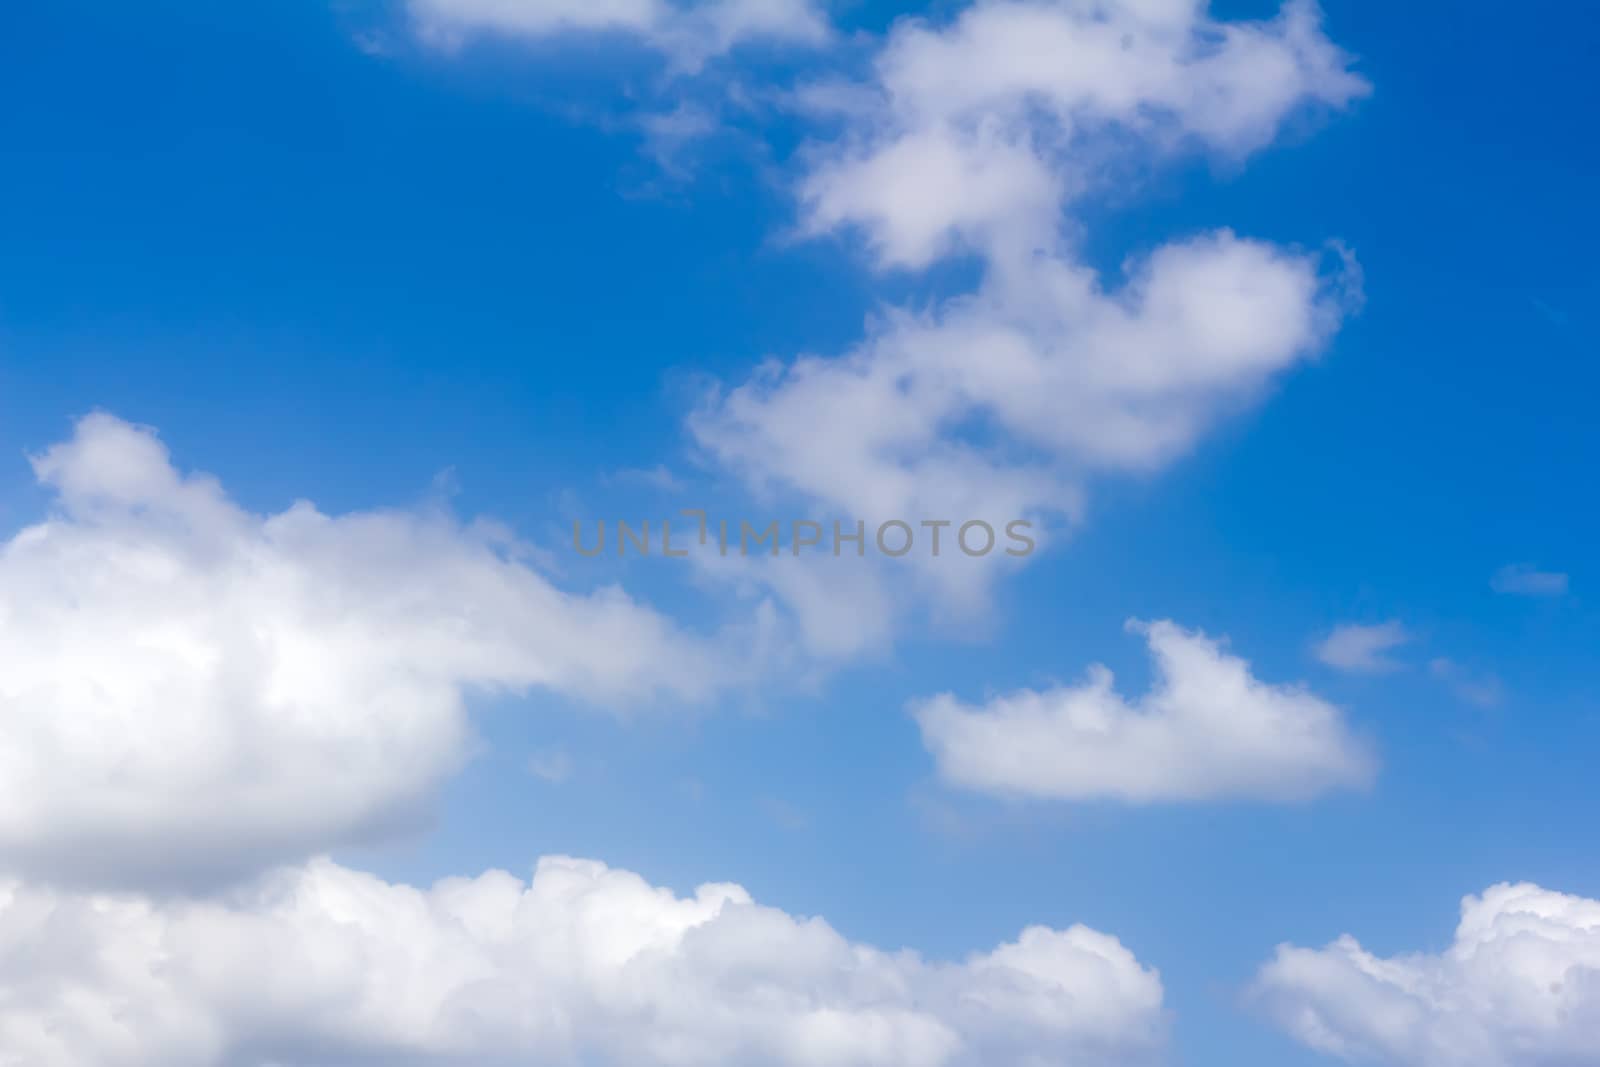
[{"x1": 0, "y1": 2, "x2": 1597, "y2": 1066}]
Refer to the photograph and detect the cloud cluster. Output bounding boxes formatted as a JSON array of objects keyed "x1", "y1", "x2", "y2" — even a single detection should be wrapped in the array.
[
  {"x1": 1254, "y1": 881, "x2": 1600, "y2": 1066},
  {"x1": 914, "y1": 620, "x2": 1375, "y2": 803},
  {"x1": 0, "y1": 6, "x2": 1416, "y2": 1066},
  {"x1": 0, "y1": 414, "x2": 729, "y2": 886},
  {"x1": 0, "y1": 415, "x2": 1175, "y2": 1067},
  {"x1": 0, "y1": 853, "x2": 1164, "y2": 1067},
  {"x1": 688, "y1": 1, "x2": 1367, "y2": 647},
  {"x1": 376, "y1": 3, "x2": 1374, "y2": 661}
]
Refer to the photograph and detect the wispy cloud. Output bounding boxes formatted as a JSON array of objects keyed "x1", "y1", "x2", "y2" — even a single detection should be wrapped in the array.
[
  {"x1": 759, "y1": 796, "x2": 811, "y2": 831},
  {"x1": 1430, "y1": 657, "x2": 1504, "y2": 708},
  {"x1": 528, "y1": 748, "x2": 574, "y2": 784},
  {"x1": 605, "y1": 464, "x2": 686, "y2": 493},
  {"x1": 407, "y1": 0, "x2": 830, "y2": 72},
  {"x1": 1491, "y1": 563, "x2": 1569, "y2": 597},
  {"x1": 1531, "y1": 296, "x2": 1570, "y2": 326},
  {"x1": 1313, "y1": 621, "x2": 1411, "y2": 674}
]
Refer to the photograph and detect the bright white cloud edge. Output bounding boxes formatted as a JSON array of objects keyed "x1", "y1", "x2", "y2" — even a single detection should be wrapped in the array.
[
  {"x1": 914, "y1": 619, "x2": 1376, "y2": 803},
  {"x1": 689, "y1": 0, "x2": 1369, "y2": 652},
  {"x1": 370, "y1": 2, "x2": 1374, "y2": 663},
  {"x1": 0, "y1": 853, "x2": 1164, "y2": 1067},
  {"x1": 0, "y1": 414, "x2": 738, "y2": 887},
  {"x1": 1254, "y1": 881, "x2": 1600, "y2": 1066}
]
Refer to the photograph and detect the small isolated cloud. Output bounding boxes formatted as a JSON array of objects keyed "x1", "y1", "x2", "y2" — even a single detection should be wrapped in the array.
[
  {"x1": 758, "y1": 795, "x2": 810, "y2": 831},
  {"x1": 528, "y1": 747, "x2": 574, "y2": 784},
  {"x1": 1491, "y1": 562, "x2": 1569, "y2": 597},
  {"x1": 0, "y1": 854, "x2": 1166, "y2": 1067},
  {"x1": 1254, "y1": 881, "x2": 1600, "y2": 1066},
  {"x1": 605, "y1": 463, "x2": 686, "y2": 493},
  {"x1": 1430, "y1": 657, "x2": 1504, "y2": 709},
  {"x1": 1313, "y1": 621, "x2": 1411, "y2": 674},
  {"x1": 912, "y1": 620, "x2": 1375, "y2": 804}
]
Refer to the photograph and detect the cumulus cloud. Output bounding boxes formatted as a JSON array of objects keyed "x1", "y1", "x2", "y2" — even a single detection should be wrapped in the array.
[
  {"x1": 1253, "y1": 881, "x2": 1600, "y2": 1066},
  {"x1": 690, "y1": 230, "x2": 1352, "y2": 657},
  {"x1": 697, "y1": 230, "x2": 1348, "y2": 517},
  {"x1": 408, "y1": 0, "x2": 829, "y2": 69},
  {"x1": 796, "y1": 0, "x2": 1367, "y2": 269},
  {"x1": 1314, "y1": 621, "x2": 1411, "y2": 673},
  {"x1": 689, "y1": 2, "x2": 1366, "y2": 646},
  {"x1": 0, "y1": 414, "x2": 731, "y2": 887},
  {"x1": 913, "y1": 620, "x2": 1375, "y2": 803},
  {"x1": 1490, "y1": 563, "x2": 1569, "y2": 598},
  {"x1": 0, "y1": 853, "x2": 1165, "y2": 1067},
  {"x1": 362, "y1": 3, "x2": 1370, "y2": 658}
]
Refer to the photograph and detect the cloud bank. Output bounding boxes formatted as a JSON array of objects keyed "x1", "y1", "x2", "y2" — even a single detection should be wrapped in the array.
[{"x1": 0, "y1": 853, "x2": 1164, "y2": 1067}]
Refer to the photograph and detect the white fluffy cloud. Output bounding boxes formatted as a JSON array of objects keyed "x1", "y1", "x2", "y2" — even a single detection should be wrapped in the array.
[
  {"x1": 798, "y1": 0, "x2": 1366, "y2": 269},
  {"x1": 0, "y1": 414, "x2": 730, "y2": 886},
  {"x1": 697, "y1": 230, "x2": 1347, "y2": 519},
  {"x1": 0, "y1": 853, "x2": 1165, "y2": 1067},
  {"x1": 913, "y1": 620, "x2": 1375, "y2": 803},
  {"x1": 409, "y1": 0, "x2": 829, "y2": 68},
  {"x1": 372, "y1": 3, "x2": 1371, "y2": 659},
  {"x1": 1314, "y1": 621, "x2": 1411, "y2": 673},
  {"x1": 690, "y1": 229, "x2": 1351, "y2": 657},
  {"x1": 1254, "y1": 882, "x2": 1600, "y2": 1066},
  {"x1": 689, "y1": 2, "x2": 1366, "y2": 646}
]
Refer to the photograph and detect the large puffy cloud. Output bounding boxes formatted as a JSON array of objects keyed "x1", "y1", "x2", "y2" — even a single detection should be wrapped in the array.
[
  {"x1": 913, "y1": 620, "x2": 1375, "y2": 802},
  {"x1": 409, "y1": 0, "x2": 829, "y2": 68},
  {"x1": 0, "y1": 853, "x2": 1165, "y2": 1067},
  {"x1": 0, "y1": 414, "x2": 731, "y2": 886},
  {"x1": 1253, "y1": 882, "x2": 1600, "y2": 1066}
]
